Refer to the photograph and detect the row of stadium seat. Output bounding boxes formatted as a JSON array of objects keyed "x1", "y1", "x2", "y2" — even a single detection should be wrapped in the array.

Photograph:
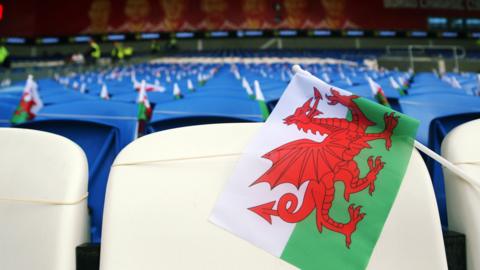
[
  {"x1": 0, "y1": 121, "x2": 457, "y2": 269},
  {"x1": 0, "y1": 58, "x2": 479, "y2": 256},
  {"x1": 5, "y1": 117, "x2": 480, "y2": 269}
]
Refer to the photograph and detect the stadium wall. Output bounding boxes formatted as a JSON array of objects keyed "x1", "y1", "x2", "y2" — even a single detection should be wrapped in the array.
[{"x1": 2, "y1": 0, "x2": 480, "y2": 36}]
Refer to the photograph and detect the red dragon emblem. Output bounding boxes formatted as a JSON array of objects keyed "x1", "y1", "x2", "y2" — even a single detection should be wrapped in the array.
[{"x1": 248, "y1": 87, "x2": 399, "y2": 248}]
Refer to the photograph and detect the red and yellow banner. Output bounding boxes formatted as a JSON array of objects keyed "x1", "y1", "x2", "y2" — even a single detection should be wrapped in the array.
[{"x1": 1, "y1": 0, "x2": 479, "y2": 36}]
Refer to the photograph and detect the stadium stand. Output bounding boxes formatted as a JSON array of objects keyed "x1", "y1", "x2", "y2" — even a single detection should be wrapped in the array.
[{"x1": 2, "y1": 0, "x2": 480, "y2": 269}]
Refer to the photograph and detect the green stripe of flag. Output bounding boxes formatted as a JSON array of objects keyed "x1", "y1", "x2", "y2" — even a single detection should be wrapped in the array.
[
  {"x1": 375, "y1": 92, "x2": 390, "y2": 107},
  {"x1": 258, "y1": 100, "x2": 270, "y2": 121},
  {"x1": 10, "y1": 109, "x2": 29, "y2": 124},
  {"x1": 137, "y1": 103, "x2": 149, "y2": 121}
]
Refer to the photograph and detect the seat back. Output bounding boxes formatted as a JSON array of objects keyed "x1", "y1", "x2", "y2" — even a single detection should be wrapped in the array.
[
  {"x1": 17, "y1": 119, "x2": 121, "y2": 242},
  {"x1": 100, "y1": 123, "x2": 447, "y2": 270},
  {"x1": 367, "y1": 145, "x2": 447, "y2": 269},
  {"x1": 148, "y1": 116, "x2": 254, "y2": 133},
  {"x1": 442, "y1": 119, "x2": 480, "y2": 270},
  {"x1": 428, "y1": 112, "x2": 480, "y2": 227},
  {"x1": 0, "y1": 128, "x2": 89, "y2": 270},
  {"x1": 0, "y1": 101, "x2": 16, "y2": 127}
]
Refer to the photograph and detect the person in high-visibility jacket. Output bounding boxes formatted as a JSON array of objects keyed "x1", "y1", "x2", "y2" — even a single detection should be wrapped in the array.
[
  {"x1": 111, "y1": 42, "x2": 134, "y2": 62},
  {"x1": 86, "y1": 39, "x2": 101, "y2": 65},
  {"x1": 111, "y1": 42, "x2": 125, "y2": 63},
  {"x1": 123, "y1": 46, "x2": 133, "y2": 60},
  {"x1": 0, "y1": 45, "x2": 11, "y2": 69}
]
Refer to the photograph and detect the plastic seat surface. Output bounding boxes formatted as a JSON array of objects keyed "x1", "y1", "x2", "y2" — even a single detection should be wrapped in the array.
[
  {"x1": 427, "y1": 113, "x2": 480, "y2": 226},
  {"x1": 442, "y1": 119, "x2": 480, "y2": 270},
  {"x1": 100, "y1": 123, "x2": 446, "y2": 270},
  {"x1": 0, "y1": 102, "x2": 15, "y2": 127},
  {"x1": 35, "y1": 100, "x2": 138, "y2": 147},
  {"x1": 0, "y1": 128, "x2": 89, "y2": 270},
  {"x1": 16, "y1": 119, "x2": 120, "y2": 242}
]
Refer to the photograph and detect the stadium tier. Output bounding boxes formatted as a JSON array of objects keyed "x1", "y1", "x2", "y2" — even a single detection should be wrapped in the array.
[
  {"x1": 1, "y1": 53, "x2": 478, "y2": 270},
  {"x1": 1, "y1": 57, "x2": 478, "y2": 228}
]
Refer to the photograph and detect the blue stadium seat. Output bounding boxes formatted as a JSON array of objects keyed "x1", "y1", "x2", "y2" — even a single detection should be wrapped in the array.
[
  {"x1": 0, "y1": 102, "x2": 15, "y2": 127},
  {"x1": 15, "y1": 100, "x2": 138, "y2": 242}
]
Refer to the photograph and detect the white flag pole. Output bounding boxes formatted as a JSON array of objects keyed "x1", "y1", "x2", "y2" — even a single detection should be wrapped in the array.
[
  {"x1": 413, "y1": 140, "x2": 480, "y2": 189},
  {"x1": 291, "y1": 64, "x2": 480, "y2": 190}
]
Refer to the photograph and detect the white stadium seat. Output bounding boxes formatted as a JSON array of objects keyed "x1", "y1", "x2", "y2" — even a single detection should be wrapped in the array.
[
  {"x1": 0, "y1": 128, "x2": 89, "y2": 270},
  {"x1": 100, "y1": 123, "x2": 447, "y2": 270},
  {"x1": 442, "y1": 119, "x2": 480, "y2": 270}
]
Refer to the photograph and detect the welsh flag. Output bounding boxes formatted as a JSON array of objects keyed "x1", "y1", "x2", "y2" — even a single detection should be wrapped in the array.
[
  {"x1": 137, "y1": 80, "x2": 152, "y2": 135},
  {"x1": 198, "y1": 73, "x2": 206, "y2": 86},
  {"x1": 187, "y1": 79, "x2": 195, "y2": 92},
  {"x1": 210, "y1": 68, "x2": 419, "y2": 269},
  {"x1": 253, "y1": 80, "x2": 270, "y2": 121},
  {"x1": 242, "y1": 77, "x2": 255, "y2": 99},
  {"x1": 100, "y1": 84, "x2": 110, "y2": 100},
  {"x1": 398, "y1": 76, "x2": 409, "y2": 90},
  {"x1": 173, "y1": 83, "x2": 184, "y2": 100},
  {"x1": 132, "y1": 72, "x2": 165, "y2": 92},
  {"x1": 451, "y1": 76, "x2": 462, "y2": 89},
  {"x1": 389, "y1": 76, "x2": 406, "y2": 96},
  {"x1": 231, "y1": 64, "x2": 241, "y2": 80},
  {"x1": 134, "y1": 80, "x2": 165, "y2": 92},
  {"x1": 367, "y1": 77, "x2": 390, "y2": 107},
  {"x1": 11, "y1": 75, "x2": 43, "y2": 124},
  {"x1": 80, "y1": 83, "x2": 87, "y2": 94}
]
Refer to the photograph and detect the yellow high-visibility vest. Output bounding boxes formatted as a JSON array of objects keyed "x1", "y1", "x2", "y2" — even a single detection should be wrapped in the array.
[
  {"x1": 0, "y1": 46, "x2": 9, "y2": 63},
  {"x1": 91, "y1": 42, "x2": 101, "y2": 59},
  {"x1": 112, "y1": 45, "x2": 124, "y2": 59},
  {"x1": 124, "y1": 47, "x2": 133, "y2": 56}
]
